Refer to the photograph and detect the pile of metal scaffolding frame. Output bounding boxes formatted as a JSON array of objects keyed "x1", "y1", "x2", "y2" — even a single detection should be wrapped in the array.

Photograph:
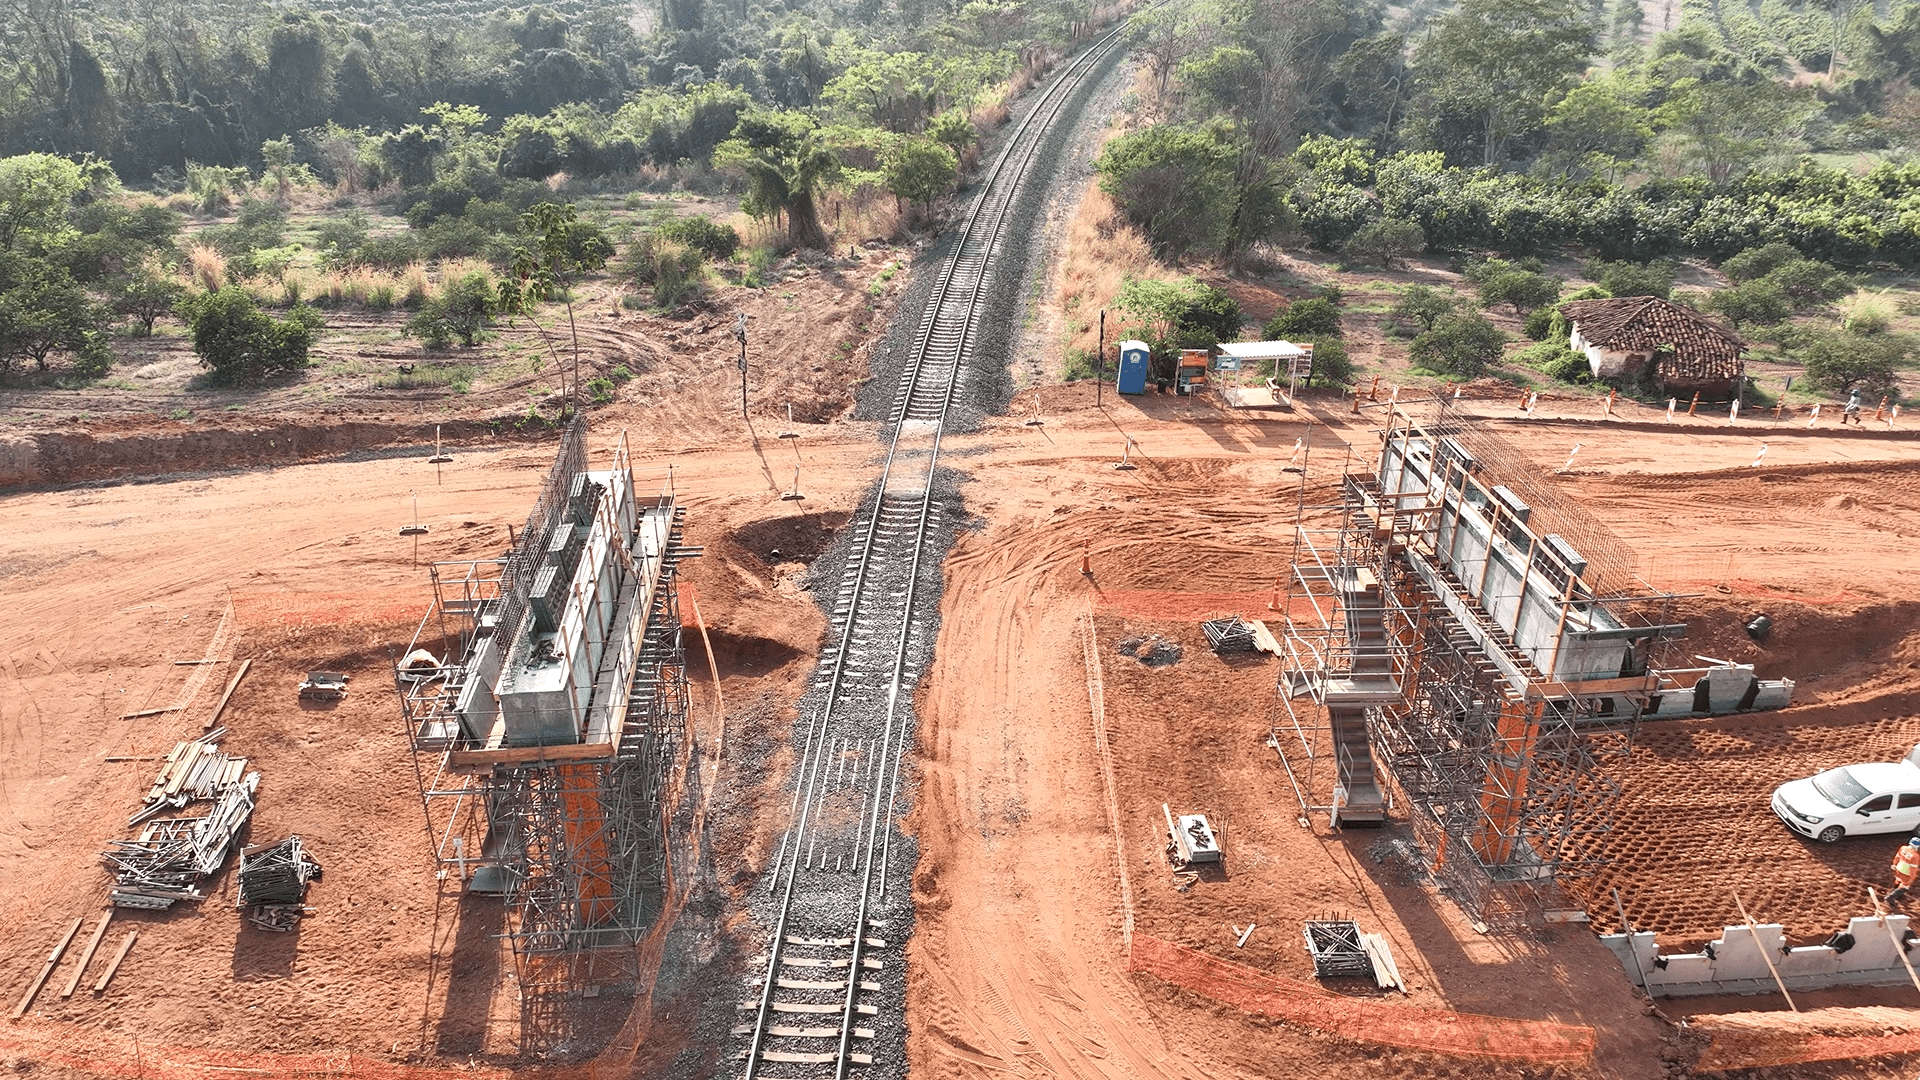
[
  {"x1": 396, "y1": 415, "x2": 697, "y2": 992},
  {"x1": 1273, "y1": 403, "x2": 1688, "y2": 927}
]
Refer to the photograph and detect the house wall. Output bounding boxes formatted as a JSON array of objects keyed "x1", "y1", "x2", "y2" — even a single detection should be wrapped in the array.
[{"x1": 1569, "y1": 328, "x2": 1646, "y2": 379}]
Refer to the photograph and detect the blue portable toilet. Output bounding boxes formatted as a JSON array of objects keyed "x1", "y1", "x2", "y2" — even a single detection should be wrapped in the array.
[{"x1": 1116, "y1": 339, "x2": 1151, "y2": 395}]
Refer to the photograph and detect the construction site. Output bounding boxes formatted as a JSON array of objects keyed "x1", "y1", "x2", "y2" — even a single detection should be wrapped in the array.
[{"x1": 4, "y1": 62, "x2": 1920, "y2": 1072}]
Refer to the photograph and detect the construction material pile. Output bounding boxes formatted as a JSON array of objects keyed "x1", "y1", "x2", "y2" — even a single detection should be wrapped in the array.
[
  {"x1": 238, "y1": 836, "x2": 322, "y2": 932},
  {"x1": 1116, "y1": 635, "x2": 1183, "y2": 667},
  {"x1": 101, "y1": 730, "x2": 258, "y2": 909},
  {"x1": 1201, "y1": 615, "x2": 1257, "y2": 653}
]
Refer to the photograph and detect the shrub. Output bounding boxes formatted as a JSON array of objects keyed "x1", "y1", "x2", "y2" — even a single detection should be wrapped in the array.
[
  {"x1": 407, "y1": 271, "x2": 498, "y2": 347},
  {"x1": 1391, "y1": 285, "x2": 1456, "y2": 334},
  {"x1": 1409, "y1": 311, "x2": 1507, "y2": 378},
  {"x1": 1340, "y1": 217, "x2": 1425, "y2": 267},
  {"x1": 1583, "y1": 258, "x2": 1673, "y2": 299},
  {"x1": 1265, "y1": 296, "x2": 1342, "y2": 340},
  {"x1": 112, "y1": 273, "x2": 185, "y2": 336},
  {"x1": 1300, "y1": 337, "x2": 1354, "y2": 388},
  {"x1": 656, "y1": 215, "x2": 740, "y2": 260},
  {"x1": 1478, "y1": 268, "x2": 1561, "y2": 314},
  {"x1": 179, "y1": 287, "x2": 323, "y2": 383},
  {"x1": 1523, "y1": 305, "x2": 1555, "y2": 340},
  {"x1": 1721, "y1": 242, "x2": 1801, "y2": 283},
  {"x1": 1517, "y1": 339, "x2": 1589, "y2": 383},
  {"x1": 1704, "y1": 280, "x2": 1791, "y2": 327},
  {"x1": 1799, "y1": 329, "x2": 1908, "y2": 397}
]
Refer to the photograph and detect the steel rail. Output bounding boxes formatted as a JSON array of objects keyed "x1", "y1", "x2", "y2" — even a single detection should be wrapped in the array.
[{"x1": 741, "y1": 18, "x2": 1138, "y2": 1078}]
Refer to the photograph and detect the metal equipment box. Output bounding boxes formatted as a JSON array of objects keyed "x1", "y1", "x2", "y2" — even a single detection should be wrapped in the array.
[{"x1": 1175, "y1": 813, "x2": 1222, "y2": 863}]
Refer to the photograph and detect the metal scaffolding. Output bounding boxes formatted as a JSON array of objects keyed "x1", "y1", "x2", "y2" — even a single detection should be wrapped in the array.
[
  {"x1": 1274, "y1": 402, "x2": 1687, "y2": 927},
  {"x1": 396, "y1": 416, "x2": 696, "y2": 994}
]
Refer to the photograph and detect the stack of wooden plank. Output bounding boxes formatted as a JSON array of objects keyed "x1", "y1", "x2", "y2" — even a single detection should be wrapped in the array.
[
  {"x1": 103, "y1": 733, "x2": 259, "y2": 909},
  {"x1": 129, "y1": 729, "x2": 239, "y2": 826}
]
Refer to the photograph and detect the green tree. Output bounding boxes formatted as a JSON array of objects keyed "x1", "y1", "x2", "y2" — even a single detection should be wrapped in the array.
[
  {"x1": 1410, "y1": 311, "x2": 1508, "y2": 377},
  {"x1": 1096, "y1": 122, "x2": 1280, "y2": 260},
  {"x1": 1479, "y1": 267, "x2": 1562, "y2": 314},
  {"x1": 1392, "y1": 285, "x2": 1457, "y2": 333},
  {"x1": 656, "y1": 215, "x2": 739, "y2": 260},
  {"x1": 408, "y1": 271, "x2": 498, "y2": 346},
  {"x1": 1115, "y1": 277, "x2": 1243, "y2": 363},
  {"x1": 0, "y1": 153, "x2": 85, "y2": 253},
  {"x1": 111, "y1": 271, "x2": 184, "y2": 336},
  {"x1": 1300, "y1": 337, "x2": 1354, "y2": 388},
  {"x1": 1584, "y1": 258, "x2": 1673, "y2": 298},
  {"x1": 179, "y1": 287, "x2": 323, "y2": 383},
  {"x1": 1408, "y1": 0, "x2": 1598, "y2": 166},
  {"x1": 1722, "y1": 242, "x2": 1801, "y2": 282},
  {"x1": 715, "y1": 109, "x2": 837, "y2": 250},
  {"x1": 926, "y1": 112, "x2": 975, "y2": 156},
  {"x1": 1540, "y1": 78, "x2": 1651, "y2": 179},
  {"x1": 509, "y1": 201, "x2": 613, "y2": 403},
  {"x1": 0, "y1": 267, "x2": 108, "y2": 372},
  {"x1": 883, "y1": 137, "x2": 957, "y2": 216},
  {"x1": 1341, "y1": 218, "x2": 1425, "y2": 267},
  {"x1": 1656, "y1": 78, "x2": 1823, "y2": 186},
  {"x1": 1800, "y1": 329, "x2": 1907, "y2": 397},
  {"x1": 1264, "y1": 297, "x2": 1342, "y2": 340},
  {"x1": 1704, "y1": 280, "x2": 1791, "y2": 326}
]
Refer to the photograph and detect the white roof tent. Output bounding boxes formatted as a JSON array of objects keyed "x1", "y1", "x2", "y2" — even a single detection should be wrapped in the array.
[{"x1": 1217, "y1": 340, "x2": 1308, "y2": 360}]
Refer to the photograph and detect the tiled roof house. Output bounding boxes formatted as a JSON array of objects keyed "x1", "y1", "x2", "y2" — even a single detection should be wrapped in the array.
[{"x1": 1561, "y1": 297, "x2": 1747, "y2": 395}]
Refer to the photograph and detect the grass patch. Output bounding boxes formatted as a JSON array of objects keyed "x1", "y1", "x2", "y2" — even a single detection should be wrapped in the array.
[{"x1": 374, "y1": 364, "x2": 478, "y2": 393}]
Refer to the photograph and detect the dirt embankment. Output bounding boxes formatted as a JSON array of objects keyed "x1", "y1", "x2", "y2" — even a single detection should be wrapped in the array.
[{"x1": 0, "y1": 415, "x2": 537, "y2": 489}]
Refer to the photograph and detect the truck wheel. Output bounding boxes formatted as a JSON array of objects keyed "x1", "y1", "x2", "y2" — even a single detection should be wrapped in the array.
[{"x1": 1817, "y1": 825, "x2": 1845, "y2": 843}]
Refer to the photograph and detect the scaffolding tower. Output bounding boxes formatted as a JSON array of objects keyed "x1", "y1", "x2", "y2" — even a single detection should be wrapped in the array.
[
  {"x1": 1275, "y1": 403, "x2": 1686, "y2": 927},
  {"x1": 396, "y1": 415, "x2": 698, "y2": 991}
]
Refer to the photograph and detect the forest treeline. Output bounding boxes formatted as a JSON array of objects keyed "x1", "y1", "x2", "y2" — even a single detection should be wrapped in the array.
[
  {"x1": 1095, "y1": 0, "x2": 1920, "y2": 269},
  {"x1": 0, "y1": 0, "x2": 1097, "y2": 185}
]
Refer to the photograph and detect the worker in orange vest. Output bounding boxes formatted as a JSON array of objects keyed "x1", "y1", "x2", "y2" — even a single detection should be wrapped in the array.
[{"x1": 1890, "y1": 838, "x2": 1920, "y2": 904}]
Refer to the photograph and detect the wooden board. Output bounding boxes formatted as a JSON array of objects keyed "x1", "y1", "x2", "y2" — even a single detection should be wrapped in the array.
[
  {"x1": 13, "y1": 918, "x2": 83, "y2": 1018},
  {"x1": 1360, "y1": 932, "x2": 1406, "y2": 993},
  {"x1": 206, "y1": 658, "x2": 251, "y2": 731},
  {"x1": 93, "y1": 932, "x2": 137, "y2": 994},
  {"x1": 1248, "y1": 620, "x2": 1283, "y2": 657},
  {"x1": 60, "y1": 912, "x2": 113, "y2": 998}
]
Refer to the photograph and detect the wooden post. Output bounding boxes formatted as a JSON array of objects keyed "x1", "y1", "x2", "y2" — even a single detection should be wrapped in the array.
[
  {"x1": 13, "y1": 918, "x2": 83, "y2": 1018},
  {"x1": 1732, "y1": 891, "x2": 1798, "y2": 1012},
  {"x1": 1876, "y1": 396, "x2": 1890, "y2": 422},
  {"x1": 60, "y1": 912, "x2": 113, "y2": 998},
  {"x1": 1368, "y1": 375, "x2": 1381, "y2": 402},
  {"x1": 93, "y1": 932, "x2": 138, "y2": 994},
  {"x1": 1687, "y1": 391, "x2": 1700, "y2": 416},
  {"x1": 206, "y1": 657, "x2": 252, "y2": 731}
]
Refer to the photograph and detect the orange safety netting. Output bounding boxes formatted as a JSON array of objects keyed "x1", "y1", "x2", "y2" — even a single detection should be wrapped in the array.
[
  {"x1": 0, "y1": 1021, "x2": 508, "y2": 1080},
  {"x1": 1127, "y1": 934, "x2": 1596, "y2": 1064}
]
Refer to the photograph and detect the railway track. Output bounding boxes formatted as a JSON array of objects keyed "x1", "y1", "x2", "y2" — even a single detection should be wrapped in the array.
[{"x1": 732, "y1": 19, "x2": 1138, "y2": 1080}]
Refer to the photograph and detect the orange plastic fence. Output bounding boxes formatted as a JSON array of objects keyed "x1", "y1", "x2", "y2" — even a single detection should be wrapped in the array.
[
  {"x1": 1126, "y1": 934, "x2": 1596, "y2": 1064},
  {"x1": 0, "y1": 1021, "x2": 508, "y2": 1080}
]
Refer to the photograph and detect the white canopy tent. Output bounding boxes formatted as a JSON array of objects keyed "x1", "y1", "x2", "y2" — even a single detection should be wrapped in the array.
[{"x1": 1215, "y1": 340, "x2": 1311, "y2": 409}]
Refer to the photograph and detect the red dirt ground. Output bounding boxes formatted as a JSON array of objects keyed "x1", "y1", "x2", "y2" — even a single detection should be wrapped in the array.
[{"x1": 2, "y1": 364, "x2": 1920, "y2": 1079}]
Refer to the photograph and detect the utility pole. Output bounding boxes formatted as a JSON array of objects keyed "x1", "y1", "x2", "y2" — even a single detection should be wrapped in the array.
[
  {"x1": 734, "y1": 311, "x2": 748, "y2": 420},
  {"x1": 1096, "y1": 309, "x2": 1105, "y2": 409}
]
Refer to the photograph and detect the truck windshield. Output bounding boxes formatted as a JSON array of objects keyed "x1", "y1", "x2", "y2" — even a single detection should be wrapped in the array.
[{"x1": 1812, "y1": 767, "x2": 1871, "y2": 809}]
